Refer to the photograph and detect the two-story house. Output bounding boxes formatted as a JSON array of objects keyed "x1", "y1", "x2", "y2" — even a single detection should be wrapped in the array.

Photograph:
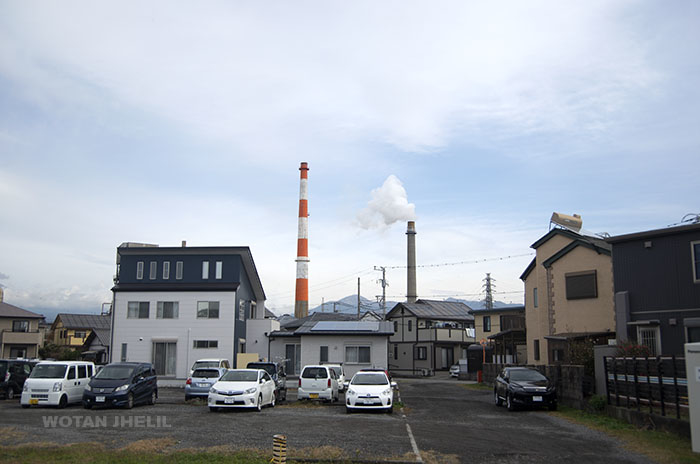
[
  {"x1": 470, "y1": 305, "x2": 526, "y2": 364},
  {"x1": 110, "y1": 242, "x2": 266, "y2": 379},
  {"x1": 520, "y1": 227, "x2": 615, "y2": 365},
  {"x1": 0, "y1": 292, "x2": 44, "y2": 359},
  {"x1": 50, "y1": 313, "x2": 110, "y2": 349},
  {"x1": 608, "y1": 221, "x2": 700, "y2": 356},
  {"x1": 386, "y1": 299, "x2": 475, "y2": 376}
]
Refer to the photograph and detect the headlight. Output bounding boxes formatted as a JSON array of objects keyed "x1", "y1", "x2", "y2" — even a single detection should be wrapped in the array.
[
  {"x1": 210, "y1": 387, "x2": 217, "y2": 394},
  {"x1": 53, "y1": 382, "x2": 62, "y2": 392},
  {"x1": 23, "y1": 383, "x2": 29, "y2": 392},
  {"x1": 382, "y1": 388, "x2": 392, "y2": 396},
  {"x1": 84, "y1": 385, "x2": 92, "y2": 392},
  {"x1": 115, "y1": 384, "x2": 130, "y2": 392},
  {"x1": 347, "y1": 389, "x2": 356, "y2": 396},
  {"x1": 245, "y1": 387, "x2": 257, "y2": 395}
]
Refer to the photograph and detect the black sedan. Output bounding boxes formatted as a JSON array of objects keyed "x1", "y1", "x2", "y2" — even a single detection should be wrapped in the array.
[
  {"x1": 494, "y1": 367, "x2": 557, "y2": 411},
  {"x1": 82, "y1": 362, "x2": 157, "y2": 409}
]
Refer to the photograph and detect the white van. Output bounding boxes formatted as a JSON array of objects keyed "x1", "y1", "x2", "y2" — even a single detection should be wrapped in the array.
[{"x1": 21, "y1": 361, "x2": 95, "y2": 408}]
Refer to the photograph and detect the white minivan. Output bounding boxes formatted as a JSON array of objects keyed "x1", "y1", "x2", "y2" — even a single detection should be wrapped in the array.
[
  {"x1": 21, "y1": 361, "x2": 95, "y2": 408},
  {"x1": 298, "y1": 365, "x2": 339, "y2": 402}
]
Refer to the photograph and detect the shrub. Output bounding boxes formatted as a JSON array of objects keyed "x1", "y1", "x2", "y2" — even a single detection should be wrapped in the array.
[
  {"x1": 588, "y1": 394, "x2": 607, "y2": 412},
  {"x1": 615, "y1": 341, "x2": 651, "y2": 358}
]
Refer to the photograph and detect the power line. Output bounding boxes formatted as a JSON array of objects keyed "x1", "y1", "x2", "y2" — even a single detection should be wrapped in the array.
[{"x1": 383, "y1": 252, "x2": 535, "y2": 269}]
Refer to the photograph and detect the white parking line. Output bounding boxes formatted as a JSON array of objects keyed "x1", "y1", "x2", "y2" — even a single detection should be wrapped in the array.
[{"x1": 397, "y1": 388, "x2": 423, "y2": 463}]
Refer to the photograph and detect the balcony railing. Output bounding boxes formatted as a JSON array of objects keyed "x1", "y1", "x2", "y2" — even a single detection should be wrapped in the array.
[{"x1": 0, "y1": 329, "x2": 43, "y2": 345}]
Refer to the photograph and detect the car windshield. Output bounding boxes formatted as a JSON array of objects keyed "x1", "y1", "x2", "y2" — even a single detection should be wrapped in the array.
[
  {"x1": 95, "y1": 366, "x2": 135, "y2": 380},
  {"x1": 247, "y1": 363, "x2": 275, "y2": 376},
  {"x1": 192, "y1": 369, "x2": 221, "y2": 379},
  {"x1": 351, "y1": 373, "x2": 388, "y2": 385},
  {"x1": 192, "y1": 361, "x2": 219, "y2": 370},
  {"x1": 220, "y1": 371, "x2": 258, "y2": 382},
  {"x1": 329, "y1": 366, "x2": 342, "y2": 377},
  {"x1": 301, "y1": 367, "x2": 327, "y2": 379},
  {"x1": 0, "y1": 362, "x2": 6, "y2": 378},
  {"x1": 30, "y1": 364, "x2": 68, "y2": 378},
  {"x1": 510, "y1": 370, "x2": 547, "y2": 382}
]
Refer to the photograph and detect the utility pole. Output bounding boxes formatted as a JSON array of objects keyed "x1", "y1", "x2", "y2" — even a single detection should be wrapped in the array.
[
  {"x1": 357, "y1": 277, "x2": 361, "y2": 320},
  {"x1": 482, "y1": 273, "x2": 496, "y2": 310},
  {"x1": 374, "y1": 266, "x2": 388, "y2": 317}
]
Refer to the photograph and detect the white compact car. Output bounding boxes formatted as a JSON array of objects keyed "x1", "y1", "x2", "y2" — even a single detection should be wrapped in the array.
[
  {"x1": 345, "y1": 371, "x2": 396, "y2": 414},
  {"x1": 298, "y1": 365, "x2": 339, "y2": 402},
  {"x1": 325, "y1": 364, "x2": 346, "y2": 391},
  {"x1": 208, "y1": 369, "x2": 275, "y2": 412},
  {"x1": 21, "y1": 361, "x2": 95, "y2": 408}
]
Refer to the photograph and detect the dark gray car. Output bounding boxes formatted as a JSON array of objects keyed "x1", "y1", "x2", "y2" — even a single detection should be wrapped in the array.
[{"x1": 246, "y1": 362, "x2": 287, "y2": 402}]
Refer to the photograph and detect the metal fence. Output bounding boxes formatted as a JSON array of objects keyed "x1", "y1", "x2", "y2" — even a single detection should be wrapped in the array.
[{"x1": 604, "y1": 356, "x2": 688, "y2": 419}]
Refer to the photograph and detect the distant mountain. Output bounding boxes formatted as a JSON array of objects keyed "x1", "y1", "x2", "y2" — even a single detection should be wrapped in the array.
[
  {"x1": 445, "y1": 297, "x2": 522, "y2": 310},
  {"x1": 309, "y1": 295, "x2": 520, "y2": 316}
]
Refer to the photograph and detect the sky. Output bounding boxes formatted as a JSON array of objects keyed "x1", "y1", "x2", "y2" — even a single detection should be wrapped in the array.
[{"x1": 1, "y1": 1, "x2": 699, "y2": 320}]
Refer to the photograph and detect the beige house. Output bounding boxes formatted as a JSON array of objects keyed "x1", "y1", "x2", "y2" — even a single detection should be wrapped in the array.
[
  {"x1": 0, "y1": 298, "x2": 44, "y2": 359},
  {"x1": 520, "y1": 228, "x2": 615, "y2": 365},
  {"x1": 470, "y1": 306, "x2": 526, "y2": 364}
]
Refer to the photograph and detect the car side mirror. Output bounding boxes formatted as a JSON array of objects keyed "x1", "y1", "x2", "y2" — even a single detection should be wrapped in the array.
[
  {"x1": 343, "y1": 381, "x2": 349, "y2": 389},
  {"x1": 391, "y1": 381, "x2": 398, "y2": 390}
]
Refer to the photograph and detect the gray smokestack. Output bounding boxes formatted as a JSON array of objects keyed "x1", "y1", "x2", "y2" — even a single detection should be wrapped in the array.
[{"x1": 406, "y1": 221, "x2": 417, "y2": 303}]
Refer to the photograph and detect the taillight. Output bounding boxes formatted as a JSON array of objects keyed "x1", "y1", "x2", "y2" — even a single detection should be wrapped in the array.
[
  {"x1": 298, "y1": 378, "x2": 301, "y2": 388},
  {"x1": 327, "y1": 378, "x2": 331, "y2": 388},
  {"x1": 186, "y1": 378, "x2": 192, "y2": 385}
]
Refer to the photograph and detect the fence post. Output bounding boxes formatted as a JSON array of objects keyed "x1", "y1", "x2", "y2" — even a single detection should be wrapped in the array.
[
  {"x1": 633, "y1": 357, "x2": 640, "y2": 412},
  {"x1": 272, "y1": 434, "x2": 287, "y2": 464},
  {"x1": 672, "y1": 355, "x2": 680, "y2": 419},
  {"x1": 625, "y1": 357, "x2": 631, "y2": 409},
  {"x1": 657, "y1": 356, "x2": 665, "y2": 417},
  {"x1": 604, "y1": 356, "x2": 610, "y2": 405},
  {"x1": 645, "y1": 356, "x2": 652, "y2": 414},
  {"x1": 613, "y1": 357, "x2": 620, "y2": 407}
]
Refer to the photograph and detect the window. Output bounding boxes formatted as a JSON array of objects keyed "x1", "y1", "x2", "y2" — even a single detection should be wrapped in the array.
[
  {"x1": 534, "y1": 339, "x2": 540, "y2": 361},
  {"x1": 74, "y1": 331, "x2": 86, "y2": 338},
  {"x1": 9, "y1": 347, "x2": 26, "y2": 358},
  {"x1": 415, "y1": 346, "x2": 427, "y2": 360},
  {"x1": 394, "y1": 321, "x2": 398, "y2": 332},
  {"x1": 637, "y1": 326, "x2": 660, "y2": 356},
  {"x1": 121, "y1": 343, "x2": 127, "y2": 362},
  {"x1": 565, "y1": 271, "x2": 598, "y2": 300},
  {"x1": 250, "y1": 301, "x2": 257, "y2": 319},
  {"x1": 202, "y1": 261, "x2": 209, "y2": 279},
  {"x1": 238, "y1": 300, "x2": 246, "y2": 320},
  {"x1": 175, "y1": 261, "x2": 183, "y2": 280},
  {"x1": 394, "y1": 344, "x2": 398, "y2": 360},
  {"x1": 686, "y1": 318, "x2": 700, "y2": 343},
  {"x1": 345, "y1": 346, "x2": 371, "y2": 364},
  {"x1": 12, "y1": 320, "x2": 29, "y2": 332},
  {"x1": 193, "y1": 340, "x2": 218, "y2": 348},
  {"x1": 552, "y1": 349, "x2": 564, "y2": 362},
  {"x1": 163, "y1": 261, "x2": 170, "y2": 280},
  {"x1": 692, "y1": 241, "x2": 700, "y2": 283},
  {"x1": 127, "y1": 301, "x2": 150, "y2": 319},
  {"x1": 215, "y1": 261, "x2": 223, "y2": 279},
  {"x1": 197, "y1": 301, "x2": 220, "y2": 319},
  {"x1": 533, "y1": 287, "x2": 538, "y2": 308},
  {"x1": 408, "y1": 320, "x2": 413, "y2": 332},
  {"x1": 77, "y1": 365, "x2": 87, "y2": 378},
  {"x1": 483, "y1": 316, "x2": 491, "y2": 332},
  {"x1": 136, "y1": 261, "x2": 144, "y2": 280},
  {"x1": 320, "y1": 346, "x2": 329, "y2": 363},
  {"x1": 149, "y1": 261, "x2": 157, "y2": 280},
  {"x1": 67, "y1": 366, "x2": 76, "y2": 380},
  {"x1": 157, "y1": 301, "x2": 179, "y2": 319},
  {"x1": 153, "y1": 342, "x2": 177, "y2": 376}
]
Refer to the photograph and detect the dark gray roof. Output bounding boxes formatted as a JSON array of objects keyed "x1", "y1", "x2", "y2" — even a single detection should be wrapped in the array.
[
  {"x1": 469, "y1": 305, "x2": 525, "y2": 315},
  {"x1": 275, "y1": 320, "x2": 394, "y2": 336},
  {"x1": 0, "y1": 302, "x2": 44, "y2": 319},
  {"x1": 607, "y1": 222, "x2": 700, "y2": 243},
  {"x1": 84, "y1": 328, "x2": 111, "y2": 347},
  {"x1": 387, "y1": 299, "x2": 474, "y2": 321},
  {"x1": 53, "y1": 313, "x2": 110, "y2": 330},
  {"x1": 281, "y1": 311, "x2": 357, "y2": 331}
]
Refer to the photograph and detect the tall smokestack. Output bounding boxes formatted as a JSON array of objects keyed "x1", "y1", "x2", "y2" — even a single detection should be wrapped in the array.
[
  {"x1": 406, "y1": 221, "x2": 417, "y2": 303},
  {"x1": 295, "y1": 162, "x2": 310, "y2": 318}
]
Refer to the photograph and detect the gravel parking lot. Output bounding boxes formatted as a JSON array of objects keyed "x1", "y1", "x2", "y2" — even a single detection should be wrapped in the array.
[{"x1": 0, "y1": 378, "x2": 657, "y2": 463}]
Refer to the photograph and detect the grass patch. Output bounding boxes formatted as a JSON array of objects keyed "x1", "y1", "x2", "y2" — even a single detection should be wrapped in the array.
[
  {"x1": 0, "y1": 426, "x2": 26, "y2": 444},
  {"x1": 458, "y1": 383, "x2": 492, "y2": 392},
  {"x1": 552, "y1": 406, "x2": 700, "y2": 464}
]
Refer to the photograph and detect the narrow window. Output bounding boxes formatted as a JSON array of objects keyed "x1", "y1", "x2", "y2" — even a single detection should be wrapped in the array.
[
  {"x1": 136, "y1": 261, "x2": 144, "y2": 280},
  {"x1": 249, "y1": 301, "x2": 257, "y2": 319},
  {"x1": 215, "y1": 261, "x2": 223, "y2": 279},
  {"x1": 394, "y1": 344, "x2": 398, "y2": 360},
  {"x1": 175, "y1": 261, "x2": 183, "y2": 280},
  {"x1": 121, "y1": 343, "x2": 128, "y2": 362},
  {"x1": 394, "y1": 320, "x2": 398, "y2": 332},
  {"x1": 692, "y1": 241, "x2": 700, "y2": 283},
  {"x1": 149, "y1": 261, "x2": 157, "y2": 279},
  {"x1": 163, "y1": 261, "x2": 170, "y2": 280},
  {"x1": 483, "y1": 316, "x2": 491, "y2": 332},
  {"x1": 408, "y1": 320, "x2": 413, "y2": 332},
  {"x1": 533, "y1": 287, "x2": 538, "y2": 308},
  {"x1": 534, "y1": 339, "x2": 540, "y2": 361},
  {"x1": 202, "y1": 261, "x2": 209, "y2": 279},
  {"x1": 320, "y1": 346, "x2": 329, "y2": 363}
]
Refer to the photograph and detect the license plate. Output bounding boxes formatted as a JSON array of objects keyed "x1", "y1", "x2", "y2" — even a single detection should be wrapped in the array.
[
  {"x1": 197, "y1": 383, "x2": 209, "y2": 388},
  {"x1": 96, "y1": 396, "x2": 105, "y2": 403},
  {"x1": 362, "y1": 399, "x2": 374, "y2": 404},
  {"x1": 224, "y1": 397, "x2": 235, "y2": 404},
  {"x1": 309, "y1": 393, "x2": 319, "y2": 399},
  {"x1": 29, "y1": 399, "x2": 38, "y2": 405},
  {"x1": 532, "y1": 396, "x2": 543, "y2": 402}
]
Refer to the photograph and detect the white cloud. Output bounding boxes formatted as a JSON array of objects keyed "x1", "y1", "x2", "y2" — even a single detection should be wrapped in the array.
[{"x1": 357, "y1": 175, "x2": 416, "y2": 229}]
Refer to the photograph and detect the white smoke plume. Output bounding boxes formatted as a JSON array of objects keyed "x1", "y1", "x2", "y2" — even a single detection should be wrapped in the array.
[{"x1": 357, "y1": 175, "x2": 416, "y2": 229}]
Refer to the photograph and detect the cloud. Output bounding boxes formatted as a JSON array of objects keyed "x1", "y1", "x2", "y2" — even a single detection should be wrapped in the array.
[{"x1": 357, "y1": 175, "x2": 416, "y2": 229}]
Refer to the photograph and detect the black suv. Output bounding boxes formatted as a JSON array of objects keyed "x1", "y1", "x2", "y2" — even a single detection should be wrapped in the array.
[
  {"x1": 0, "y1": 359, "x2": 35, "y2": 400},
  {"x1": 247, "y1": 361, "x2": 287, "y2": 402},
  {"x1": 82, "y1": 362, "x2": 157, "y2": 409}
]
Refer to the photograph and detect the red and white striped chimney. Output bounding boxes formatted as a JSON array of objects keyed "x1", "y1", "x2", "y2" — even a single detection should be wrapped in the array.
[{"x1": 294, "y1": 162, "x2": 310, "y2": 318}]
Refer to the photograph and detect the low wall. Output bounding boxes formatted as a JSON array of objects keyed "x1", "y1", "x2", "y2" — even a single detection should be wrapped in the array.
[
  {"x1": 605, "y1": 405, "x2": 690, "y2": 438},
  {"x1": 483, "y1": 363, "x2": 585, "y2": 409}
]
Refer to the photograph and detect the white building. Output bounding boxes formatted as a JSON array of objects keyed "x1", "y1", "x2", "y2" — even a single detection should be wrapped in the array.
[{"x1": 110, "y1": 243, "x2": 273, "y2": 379}]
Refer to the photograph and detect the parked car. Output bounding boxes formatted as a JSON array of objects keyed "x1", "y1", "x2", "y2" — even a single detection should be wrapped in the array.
[
  {"x1": 82, "y1": 362, "x2": 157, "y2": 409},
  {"x1": 324, "y1": 364, "x2": 346, "y2": 391},
  {"x1": 298, "y1": 365, "x2": 339, "y2": 402},
  {"x1": 358, "y1": 367, "x2": 392, "y2": 382},
  {"x1": 208, "y1": 369, "x2": 276, "y2": 412},
  {"x1": 21, "y1": 361, "x2": 95, "y2": 408},
  {"x1": 185, "y1": 367, "x2": 226, "y2": 401},
  {"x1": 494, "y1": 367, "x2": 557, "y2": 411},
  {"x1": 190, "y1": 359, "x2": 230, "y2": 376},
  {"x1": 0, "y1": 359, "x2": 35, "y2": 400},
  {"x1": 246, "y1": 361, "x2": 287, "y2": 402},
  {"x1": 345, "y1": 370, "x2": 397, "y2": 414},
  {"x1": 449, "y1": 364, "x2": 460, "y2": 378}
]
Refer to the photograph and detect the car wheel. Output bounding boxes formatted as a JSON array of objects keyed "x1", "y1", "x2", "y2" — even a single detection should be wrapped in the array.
[
  {"x1": 256, "y1": 394, "x2": 263, "y2": 412},
  {"x1": 185, "y1": 395, "x2": 191, "y2": 401},
  {"x1": 345, "y1": 406, "x2": 352, "y2": 414},
  {"x1": 83, "y1": 402, "x2": 92, "y2": 409},
  {"x1": 21, "y1": 404, "x2": 30, "y2": 409},
  {"x1": 209, "y1": 407, "x2": 218, "y2": 412},
  {"x1": 149, "y1": 391, "x2": 157, "y2": 405},
  {"x1": 6, "y1": 388, "x2": 14, "y2": 400},
  {"x1": 494, "y1": 390, "x2": 503, "y2": 407},
  {"x1": 506, "y1": 393, "x2": 515, "y2": 411},
  {"x1": 126, "y1": 393, "x2": 134, "y2": 409},
  {"x1": 58, "y1": 395, "x2": 68, "y2": 409},
  {"x1": 386, "y1": 406, "x2": 393, "y2": 414}
]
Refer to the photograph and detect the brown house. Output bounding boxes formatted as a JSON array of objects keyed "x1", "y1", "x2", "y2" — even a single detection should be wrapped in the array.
[{"x1": 0, "y1": 297, "x2": 44, "y2": 359}]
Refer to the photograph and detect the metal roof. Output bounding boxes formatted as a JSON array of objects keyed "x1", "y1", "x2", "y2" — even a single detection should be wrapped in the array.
[
  {"x1": 469, "y1": 305, "x2": 525, "y2": 315},
  {"x1": 0, "y1": 302, "x2": 44, "y2": 319},
  {"x1": 282, "y1": 320, "x2": 394, "y2": 336},
  {"x1": 281, "y1": 311, "x2": 358, "y2": 330},
  {"x1": 388, "y1": 299, "x2": 474, "y2": 321},
  {"x1": 53, "y1": 313, "x2": 111, "y2": 330}
]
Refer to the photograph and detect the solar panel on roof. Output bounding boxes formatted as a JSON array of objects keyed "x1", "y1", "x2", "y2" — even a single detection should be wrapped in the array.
[{"x1": 311, "y1": 321, "x2": 380, "y2": 331}]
